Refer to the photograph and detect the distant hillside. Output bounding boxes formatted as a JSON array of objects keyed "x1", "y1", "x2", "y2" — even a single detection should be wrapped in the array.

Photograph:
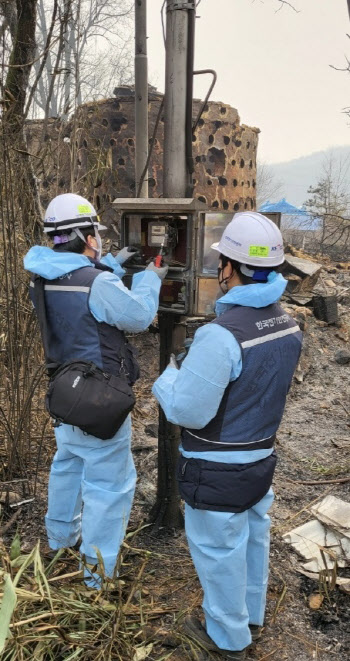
[{"x1": 268, "y1": 145, "x2": 350, "y2": 207}]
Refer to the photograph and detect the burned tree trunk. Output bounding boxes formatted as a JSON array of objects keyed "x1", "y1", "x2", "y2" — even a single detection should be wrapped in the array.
[{"x1": 3, "y1": 0, "x2": 42, "y2": 243}]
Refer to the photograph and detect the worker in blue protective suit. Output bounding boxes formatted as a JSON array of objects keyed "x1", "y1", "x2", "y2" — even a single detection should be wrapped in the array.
[
  {"x1": 152, "y1": 212, "x2": 302, "y2": 660},
  {"x1": 24, "y1": 193, "x2": 167, "y2": 588}
]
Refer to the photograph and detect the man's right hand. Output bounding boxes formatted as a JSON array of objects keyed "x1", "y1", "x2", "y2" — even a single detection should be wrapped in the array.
[{"x1": 145, "y1": 262, "x2": 169, "y2": 281}]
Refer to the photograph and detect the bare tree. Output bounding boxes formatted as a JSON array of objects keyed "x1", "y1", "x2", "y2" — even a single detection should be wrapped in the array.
[
  {"x1": 31, "y1": 0, "x2": 133, "y2": 119},
  {"x1": 256, "y1": 160, "x2": 284, "y2": 209},
  {"x1": 1, "y1": 0, "x2": 43, "y2": 241},
  {"x1": 303, "y1": 154, "x2": 350, "y2": 256}
]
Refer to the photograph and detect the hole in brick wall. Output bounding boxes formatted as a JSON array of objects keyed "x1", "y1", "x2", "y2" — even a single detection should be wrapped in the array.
[
  {"x1": 246, "y1": 141, "x2": 250, "y2": 149},
  {"x1": 241, "y1": 181, "x2": 244, "y2": 186},
  {"x1": 198, "y1": 195, "x2": 206, "y2": 203},
  {"x1": 214, "y1": 121, "x2": 222, "y2": 129},
  {"x1": 223, "y1": 200, "x2": 229, "y2": 210},
  {"x1": 247, "y1": 181, "x2": 251, "y2": 188},
  {"x1": 249, "y1": 160, "x2": 253, "y2": 169},
  {"x1": 234, "y1": 139, "x2": 242, "y2": 147},
  {"x1": 102, "y1": 118, "x2": 108, "y2": 127},
  {"x1": 209, "y1": 134, "x2": 214, "y2": 144},
  {"x1": 128, "y1": 138, "x2": 134, "y2": 146},
  {"x1": 110, "y1": 139, "x2": 116, "y2": 146},
  {"x1": 192, "y1": 134, "x2": 197, "y2": 142},
  {"x1": 111, "y1": 116, "x2": 128, "y2": 132},
  {"x1": 244, "y1": 202, "x2": 248, "y2": 209},
  {"x1": 253, "y1": 180, "x2": 256, "y2": 188},
  {"x1": 206, "y1": 168, "x2": 212, "y2": 175},
  {"x1": 212, "y1": 200, "x2": 219, "y2": 208},
  {"x1": 118, "y1": 158, "x2": 125, "y2": 165},
  {"x1": 195, "y1": 155, "x2": 201, "y2": 162},
  {"x1": 207, "y1": 179, "x2": 213, "y2": 185},
  {"x1": 219, "y1": 176, "x2": 227, "y2": 186},
  {"x1": 208, "y1": 147, "x2": 226, "y2": 176},
  {"x1": 220, "y1": 107, "x2": 227, "y2": 115},
  {"x1": 148, "y1": 178, "x2": 156, "y2": 187},
  {"x1": 231, "y1": 159, "x2": 236, "y2": 166},
  {"x1": 83, "y1": 139, "x2": 88, "y2": 148},
  {"x1": 233, "y1": 179, "x2": 238, "y2": 186},
  {"x1": 234, "y1": 203, "x2": 240, "y2": 211},
  {"x1": 240, "y1": 159, "x2": 245, "y2": 168},
  {"x1": 223, "y1": 136, "x2": 230, "y2": 145},
  {"x1": 198, "y1": 118, "x2": 205, "y2": 127},
  {"x1": 251, "y1": 199, "x2": 254, "y2": 209}
]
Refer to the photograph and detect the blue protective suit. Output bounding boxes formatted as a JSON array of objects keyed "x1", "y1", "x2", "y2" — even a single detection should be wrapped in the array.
[
  {"x1": 24, "y1": 247, "x2": 161, "y2": 586},
  {"x1": 152, "y1": 272, "x2": 290, "y2": 651}
]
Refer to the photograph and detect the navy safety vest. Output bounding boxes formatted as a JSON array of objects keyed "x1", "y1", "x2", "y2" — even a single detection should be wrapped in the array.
[
  {"x1": 178, "y1": 302, "x2": 302, "y2": 512},
  {"x1": 30, "y1": 263, "x2": 140, "y2": 385}
]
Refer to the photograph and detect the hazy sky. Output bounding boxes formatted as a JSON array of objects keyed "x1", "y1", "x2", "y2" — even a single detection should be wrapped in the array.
[{"x1": 146, "y1": 0, "x2": 350, "y2": 164}]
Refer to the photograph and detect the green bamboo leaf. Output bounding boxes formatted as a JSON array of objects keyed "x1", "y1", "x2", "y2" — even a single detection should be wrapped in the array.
[
  {"x1": 9, "y1": 532, "x2": 21, "y2": 561},
  {"x1": 0, "y1": 573, "x2": 17, "y2": 652}
]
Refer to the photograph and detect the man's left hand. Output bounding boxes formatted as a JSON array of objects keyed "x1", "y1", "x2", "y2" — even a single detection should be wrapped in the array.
[{"x1": 116, "y1": 246, "x2": 141, "y2": 266}]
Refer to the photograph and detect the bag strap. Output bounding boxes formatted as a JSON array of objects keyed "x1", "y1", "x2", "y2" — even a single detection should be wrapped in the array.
[{"x1": 32, "y1": 275, "x2": 59, "y2": 372}]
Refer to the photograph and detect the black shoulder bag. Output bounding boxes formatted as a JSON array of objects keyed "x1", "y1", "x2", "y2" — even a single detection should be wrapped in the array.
[{"x1": 33, "y1": 276, "x2": 135, "y2": 440}]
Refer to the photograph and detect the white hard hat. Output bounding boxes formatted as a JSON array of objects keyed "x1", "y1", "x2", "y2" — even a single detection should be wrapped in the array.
[
  {"x1": 211, "y1": 212, "x2": 284, "y2": 267},
  {"x1": 43, "y1": 193, "x2": 107, "y2": 234}
]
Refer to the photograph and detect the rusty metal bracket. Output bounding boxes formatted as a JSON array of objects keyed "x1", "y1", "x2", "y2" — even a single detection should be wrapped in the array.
[{"x1": 192, "y1": 69, "x2": 217, "y2": 132}]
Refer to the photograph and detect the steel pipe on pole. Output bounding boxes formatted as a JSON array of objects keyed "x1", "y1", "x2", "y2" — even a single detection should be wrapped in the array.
[
  {"x1": 135, "y1": 0, "x2": 148, "y2": 198},
  {"x1": 163, "y1": 0, "x2": 195, "y2": 197}
]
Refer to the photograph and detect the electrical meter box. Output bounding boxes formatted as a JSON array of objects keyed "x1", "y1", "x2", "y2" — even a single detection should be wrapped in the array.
[{"x1": 113, "y1": 199, "x2": 281, "y2": 318}]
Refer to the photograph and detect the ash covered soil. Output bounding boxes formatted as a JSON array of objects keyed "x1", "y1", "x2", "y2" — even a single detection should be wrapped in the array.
[{"x1": 3, "y1": 261, "x2": 350, "y2": 661}]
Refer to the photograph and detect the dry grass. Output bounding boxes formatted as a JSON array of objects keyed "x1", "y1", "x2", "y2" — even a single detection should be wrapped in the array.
[{"x1": 0, "y1": 529, "x2": 206, "y2": 661}]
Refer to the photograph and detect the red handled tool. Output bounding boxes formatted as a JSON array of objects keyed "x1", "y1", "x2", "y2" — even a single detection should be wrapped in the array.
[{"x1": 154, "y1": 236, "x2": 166, "y2": 267}]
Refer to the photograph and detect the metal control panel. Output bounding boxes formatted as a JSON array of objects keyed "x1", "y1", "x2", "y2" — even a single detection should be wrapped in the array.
[{"x1": 113, "y1": 199, "x2": 281, "y2": 317}]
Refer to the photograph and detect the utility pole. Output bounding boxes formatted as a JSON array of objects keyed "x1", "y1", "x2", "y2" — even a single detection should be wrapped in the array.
[
  {"x1": 152, "y1": 0, "x2": 196, "y2": 529},
  {"x1": 135, "y1": 0, "x2": 148, "y2": 197}
]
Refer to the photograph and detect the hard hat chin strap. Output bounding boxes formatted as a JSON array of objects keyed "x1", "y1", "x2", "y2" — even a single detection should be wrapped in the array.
[{"x1": 75, "y1": 227, "x2": 102, "y2": 261}]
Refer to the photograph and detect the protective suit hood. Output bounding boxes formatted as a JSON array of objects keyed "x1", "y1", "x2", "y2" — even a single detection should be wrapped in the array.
[
  {"x1": 23, "y1": 246, "x2": 93, "y2": 280},
  {"x1": 215, "y1": 271, "x2": 287, "y2": 316}
]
